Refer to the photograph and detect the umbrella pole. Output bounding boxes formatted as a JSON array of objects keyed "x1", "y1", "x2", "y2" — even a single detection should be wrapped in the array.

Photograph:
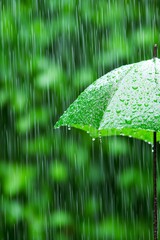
[{"x1": 153, "y1": 131, "x2": 157, "y2": 240}]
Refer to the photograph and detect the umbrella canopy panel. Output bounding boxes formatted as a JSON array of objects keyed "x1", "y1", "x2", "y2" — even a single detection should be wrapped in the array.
[{"x1": 55, "y1": 58, "x2": 160, "y2": 143}]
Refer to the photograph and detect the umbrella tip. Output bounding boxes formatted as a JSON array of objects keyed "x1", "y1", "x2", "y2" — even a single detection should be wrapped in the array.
[{"x1": 153, "y1": 44, "x2": 158, "y2": 58}]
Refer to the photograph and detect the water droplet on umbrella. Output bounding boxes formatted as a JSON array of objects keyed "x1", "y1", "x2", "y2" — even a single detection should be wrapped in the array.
[
  {"x1": 99, "y1": 136, "x2": 102, "y2": 143},
  {"x1": 132, "y1": 86, "x2": 138, "y2": 90},
  {"x1": 137, "y1": 103, "x2": 142, "y2": 106},
  {"x1": 120, "y1": 133, "x2": 125, "y2": 136},
  {"x1": 116, "y1": 109, "x2": 121, "y2": 114},
  {"x1": 125, "y1": 117, "x2": 132, "y2": 124},
  {"x1": 144, "y1": 103, "x2": 149, "y2": 107}
]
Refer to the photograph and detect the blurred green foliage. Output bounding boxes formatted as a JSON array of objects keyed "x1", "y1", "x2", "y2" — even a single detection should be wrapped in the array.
[{"x1": 0, "y1": 0, "x2": 160, "y2": 239}]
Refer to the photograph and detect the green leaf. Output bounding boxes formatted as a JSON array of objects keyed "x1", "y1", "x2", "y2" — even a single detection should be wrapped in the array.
[
  {"x1": 108, "y1": 137, "x2": 128, "y2": 156},
  {"x1": 81, "y1": 1, "x2": 125, "y2": 27},
  {"x1": 48, "y1": 0, "x2": 75, "y2": 13},
  {"x1": 96, "y1": 34, "x2": 130, "y2": 67},
  {"x1": 24, "y1": 207, "x2": 44, "y2": 240},
  {"x1": 50, "y1": 211, "x2": 73, "y2": 228},
  {"x1": 89, "y1": 164, "x2": 104, "y2": 183},
  {"x1": 1, "y1": 200, "x2": 24, "y2": 224},
  {"x1": 80, "y1": 218, "x2": 150, "y2": 239},
  {"x1": 0, "y1": 90, "x2": 9, "y2": 107},
  {"x1": 73, "y1": 67, "x2": 95, "y2": 90},
  {"x1": 85, "y1": 197, "x2": 99, "y2": 217},
  {"x1": 16, "y1": 107, "x2": 51, "y2": 133},
  {"x1": 19, "y1": 19, "x2": 53, "y2": 47},
  {"x1": 64, "y1": 140, "x2": 89, "y2": 168},
  {"x1": 0, "y1": 9, "x2": 17, "y2": 42},
  {"x1": 23, "y1": 136, "x2": 53, "y2": 155},
  {"x1": 51, "y1": 14, "x2": 77, "y2": 35},
  {"x1": 0, "y1": 163, "x2": 35, "y2": 196},
  {"x1": 50, "y1": 161, "x2": 68, "y2": 182},
  {"x1": 11, "y1": 90, "x2": 28, "y2": 113},
  {"x1": 117, "y1": 168, "x2": 152, "y2": 193},
  {"x1": 35, "y1": 65, "x2": 64, "y2": 90}
]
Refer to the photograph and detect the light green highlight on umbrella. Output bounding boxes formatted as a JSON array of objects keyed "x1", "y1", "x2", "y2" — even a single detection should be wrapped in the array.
[{"x1": 55, "y1": 58, "x2": 160, "y2": 143}]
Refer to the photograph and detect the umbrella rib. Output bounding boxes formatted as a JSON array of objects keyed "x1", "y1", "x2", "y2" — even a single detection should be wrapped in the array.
[{"x1": 98, "y1": 64, "x2": 136, "y2": 130}]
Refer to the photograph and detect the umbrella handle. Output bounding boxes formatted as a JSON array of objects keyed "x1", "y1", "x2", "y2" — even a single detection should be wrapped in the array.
[{"x1": 153, "y1": 131, "x2": 157, "y2": 240}]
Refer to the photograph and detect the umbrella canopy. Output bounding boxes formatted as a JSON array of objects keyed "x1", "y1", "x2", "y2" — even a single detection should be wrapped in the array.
[{"x1": 55, "y1": 58, "x2": 160, "y2": 143}]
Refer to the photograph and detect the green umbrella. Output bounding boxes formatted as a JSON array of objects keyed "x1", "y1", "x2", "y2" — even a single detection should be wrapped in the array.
[{"x1": 55, "y1": 45, "x2": 159, "y2": 240}]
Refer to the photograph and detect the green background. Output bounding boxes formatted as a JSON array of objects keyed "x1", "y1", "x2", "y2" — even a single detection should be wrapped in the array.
[{"x1": 0, "y1": 0, "x2": 159, "y2": 239}]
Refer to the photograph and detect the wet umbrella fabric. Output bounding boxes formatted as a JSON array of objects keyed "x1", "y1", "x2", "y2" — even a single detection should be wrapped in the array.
[
  {"x1": 55, "y1": 59, "x2": 160, "y2": 142},
  {"x1": 55, "y1": 55, "x2": 160, "y2": 239}
]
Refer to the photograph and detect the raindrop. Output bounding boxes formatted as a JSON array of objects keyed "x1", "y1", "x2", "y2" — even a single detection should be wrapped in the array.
[
  {"x1": 92, "y1": 138, "x2": 95, "y2": 141},
  {"x1": 125, "y1": 117, "x2": 132, "y2": 124},
  {"x1": 148, "y1": 110, "x2": 153, "y2": 114},
  {"x1": 132, "y1": 86, "x2": 138, "y2": 90},
  {"x1": 137, "y1": 103, "x2": 142, "y2": 106},
  {"x1": 98, "y1": 131, "x2": 102, "y2": 137},
  {"x1": 116, "y1": 109, "x2": 121, "y2": 114},
  {"x1": 144, "y1": 103, "x2": 149, "y2": 107},
  {"x1": 120, "y1": 133, "x2": 125, "y2": 136}
]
